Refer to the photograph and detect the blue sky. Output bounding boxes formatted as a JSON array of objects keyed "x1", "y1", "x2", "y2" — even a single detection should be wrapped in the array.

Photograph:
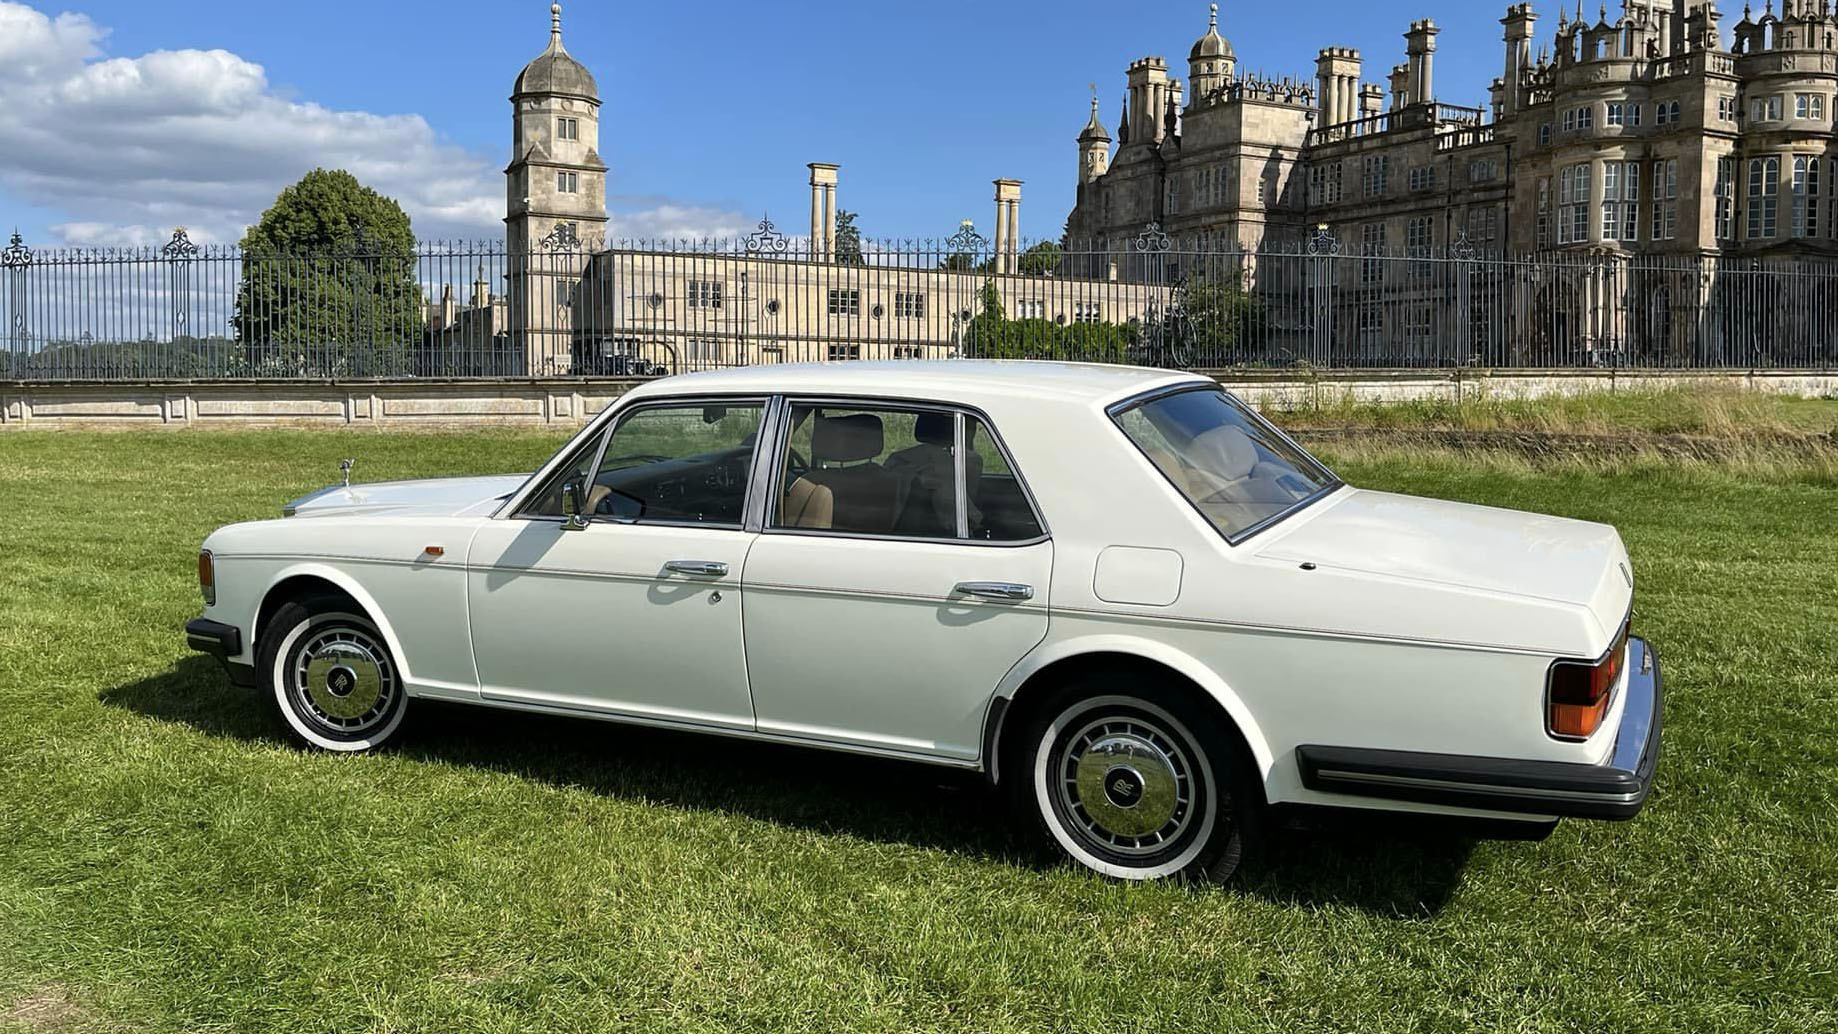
[{"x1": 0, "y1": 0, "x2": 1585, "y2": 248}]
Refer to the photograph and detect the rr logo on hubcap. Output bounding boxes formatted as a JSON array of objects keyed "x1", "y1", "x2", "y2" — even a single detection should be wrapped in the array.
[{"x1": 1103, "y1": 766, "x2": 1145, "y2": 808}]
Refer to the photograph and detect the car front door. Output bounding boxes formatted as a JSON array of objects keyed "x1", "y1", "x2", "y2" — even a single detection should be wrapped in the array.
[
  {"x1": 465, "y1": 398, "x2": 768, "y2": 730},
  {"x1": 740, "y1": 401, "x2": 1053, "y2": 762}
]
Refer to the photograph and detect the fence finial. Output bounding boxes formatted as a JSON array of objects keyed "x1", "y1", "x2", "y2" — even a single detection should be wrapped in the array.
[{"x1": 1, "y1": 229, "x2": 29, "y2": 269}]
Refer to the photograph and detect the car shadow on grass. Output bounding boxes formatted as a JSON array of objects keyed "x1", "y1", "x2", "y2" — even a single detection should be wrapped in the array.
[{"x1": 104, "y1": 657, "x2": 1480, "y2": 917}]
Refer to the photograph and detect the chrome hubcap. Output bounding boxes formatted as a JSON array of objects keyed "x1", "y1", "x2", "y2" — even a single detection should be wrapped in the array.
[
  {"x1": 293, "y1": 627, "x2": 395, "y2": 732},
  {"x1": 1056, "y1": 717, "x2": 1196, "y2": 855}
]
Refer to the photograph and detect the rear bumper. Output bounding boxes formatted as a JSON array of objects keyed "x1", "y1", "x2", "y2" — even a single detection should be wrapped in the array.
[
  {"x1": 185, "y1": 618, "x2": 257, "y2": 688},
  {"x1": 1296, "y1": 636, "x2": 1663, "y2": 821}
]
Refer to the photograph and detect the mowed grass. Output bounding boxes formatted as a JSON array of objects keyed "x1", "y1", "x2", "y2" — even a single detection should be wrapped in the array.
[
  {"x1": 1265, "y1": 382, "x2": 1838, "y2": 436},
  {"x1": 1, "y1": 425, "x2": 1836, "y2": 1033}
]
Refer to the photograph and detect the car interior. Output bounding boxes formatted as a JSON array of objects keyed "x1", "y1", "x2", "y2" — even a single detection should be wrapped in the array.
[{"x1": 779, "y1": 406, "x2": 1041, "y2": 541}]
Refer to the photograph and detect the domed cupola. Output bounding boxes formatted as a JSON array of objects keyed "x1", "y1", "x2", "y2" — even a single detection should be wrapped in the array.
[
  {"x1": 1188, "y1": 4, "x2": 1236, "y2": 102},
  {"x1": 513, "y1": 4, "x2": 599, "y2": 103}
]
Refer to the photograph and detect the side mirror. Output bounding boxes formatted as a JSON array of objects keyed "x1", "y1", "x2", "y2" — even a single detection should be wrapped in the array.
[{"x1": 560, "y1": 478, "x2": 589, "y2": 531}]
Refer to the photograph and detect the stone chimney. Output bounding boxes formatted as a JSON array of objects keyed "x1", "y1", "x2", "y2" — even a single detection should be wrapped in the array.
[
  {"x1": 807, "y1": 163, "x2": 839, "y2": 261},
  {"x1": 1126, "y1": 57, "x2": 1172, "y2": 146},
  {"x1": 1388, "y1": 63, "x2": 1411, "y2": 110},
  {"x1": 993, "y1": 179, "x2": 1022, "y2": 274},
  {"x1": 1360, "y1": 83, "x2": 1384, "y2": 120},
  {"x1": 1501, "y1": 4, "x2": 1537, "y2": 117},
  {"x1": 1405, "y1": 20, "x2": 1440, "y2": 108},
  {"x1": 1315, "y1": 47, "x2": 1363, "y2": 128}
]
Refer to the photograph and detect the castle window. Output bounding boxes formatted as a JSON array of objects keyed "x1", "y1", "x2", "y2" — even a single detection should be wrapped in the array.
[
  {"x1": 1666, "y1": 101, "x2": 1681, "y2": 124},
  {"x1": 1466, "y1": 204, "x2": 1500, "y2": 244},
  {"x1": 557, "y1": 117, "x2": 579, "y2": 141},
  {"x1": 1752, "y1": 96, "x2": 1784, "y2": 123},
  {"x1": 1715, "y1": 158, "x2": 1736, "y2": 241},
  {"x1": 1795, "y1": 94, "x2": 1826, "y2": 121},
  {"x1": 1361, "y1": 156, "x2": 1390, "y2": 198},
  {"x1": 1577, "y1": 106, "x2": 1594, "y2": 130},
  {"x1": 826, "y1": 343, "x2": 863, "y2": 362},
  {"x1": 1606, "y1": 102, "x2": 1626, "y2": 127},
  {"x1": 1407, "y1": 166, "x2": 1435, "y2": 192},
  {"x1": 827, "y1": 289, "x2": 862, "y2": 317},
  {"x1": 1072, "y1": 302, "x2": 1103, "y2": 324},
  {"x1": 686, "y1": 280, "x2": 722, "y2": 310},
  {"x1": 1747, "y1": 156, "x2": 1780, "y2": 239},
  {"x1": 1629, "y1": 103, "x2": 1642, "y2": 127},
  {"x1": 1651, "y1": 159, "x2": 1679, "y2": 241},
  {"x1": 1359, "y1": 223, "x2": 1385, "y2": 285},
  {"x1": 1562, "y1": 109, "x2": 1576, "y2": 133},
  {"x1": 1468, "y1": 159, "x2": 1498, "y2": 184},
  {"x1": 1718, "y1": 96, "x2": 1736, "y2": 122},
  {"x1": 1558, "y1": 163, "x2": 1591, "y2": 244},
  {"x1": 1792, "y1": 156, "x2": 1821, "y2": 238},
  {"x1": 1539, "y1": 123, "x2": 1553, "y2": 147},
  {"x1": 557, "y1": 171, "x2": 579, "y2": 193},
  {"x1": 1165, "y1": 176, "x2": 1180, "y2": 215},
  {"x1": 1602, "y1": 161, "x2": 1639, "y2": 242},
  {"x1": 686, "y1": 340, "x2": 725, "y2": 369},
  {"x1": 1406, "y1": 217, "x2": 1433, "y2": 279},
  {"x1": 1536, "y1": 178, "x2": 1552, "y2": 249},
  {"x1": 894, "y1": 292, "x2": 925, "y2": 319}
]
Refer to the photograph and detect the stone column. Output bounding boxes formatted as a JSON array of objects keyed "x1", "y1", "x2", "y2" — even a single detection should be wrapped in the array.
[
  {"x1": 808, "y1": 163, "x2": 839, "y2": 261},
  {"x1": 994, "y1": 179, "x2": 1023, "y2": 273}
]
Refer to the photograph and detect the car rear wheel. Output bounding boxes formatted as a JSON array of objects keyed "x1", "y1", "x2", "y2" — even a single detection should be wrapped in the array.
[
  {"x1": 1015, "y1": 683, "x2": 1255, "y2": 882},
  {"x1": 259, "y1": 598, "x2": 407, "y2": 752}
]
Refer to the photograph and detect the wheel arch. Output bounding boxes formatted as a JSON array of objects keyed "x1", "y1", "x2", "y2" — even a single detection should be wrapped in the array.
[
  {"x1": 251, "y1": 563, "x2": 413, "y2": 683},
  {"x1": 981, "y1": 634, "x2": 1274, "y2": 790}
]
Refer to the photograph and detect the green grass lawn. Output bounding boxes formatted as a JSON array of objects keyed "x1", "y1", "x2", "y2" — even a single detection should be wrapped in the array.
[{"x1": 2, "y1": 429, "x2": 1836, "y2": 1033}]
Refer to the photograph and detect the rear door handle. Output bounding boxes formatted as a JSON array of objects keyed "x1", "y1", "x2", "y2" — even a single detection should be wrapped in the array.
[
  {"x1": 953, "y1": 581, "x2": 1034, "y2": 602},
  {"x1": 664, "y1": 560, "x2": 729, "y2": 577}
]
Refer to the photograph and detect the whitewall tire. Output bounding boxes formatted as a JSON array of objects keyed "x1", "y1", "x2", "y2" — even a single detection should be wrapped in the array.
[
  {"x1": 1015, "y1": 684, "x2": 1253, "y2": 882},
  {"x1": 259, "y1": 600, "x2": 408, "y2": 752}
]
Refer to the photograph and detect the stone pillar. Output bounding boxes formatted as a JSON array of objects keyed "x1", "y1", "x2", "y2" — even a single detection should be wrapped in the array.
[
  {"x1": 994, "y1": 179, "x2": 1023, "y2": 273},
  {"x1": 808, "y1": 162, "x2": 839, "y2": 261}
]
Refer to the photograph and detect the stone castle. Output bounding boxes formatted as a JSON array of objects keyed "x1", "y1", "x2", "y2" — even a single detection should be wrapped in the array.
[{"x1": 1068, "y1": 1, "x2": 1838, "y2": 259}]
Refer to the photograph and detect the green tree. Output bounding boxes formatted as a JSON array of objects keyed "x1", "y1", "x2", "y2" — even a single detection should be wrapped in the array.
[
  {"x1": 962, "y1": 279, "x2": 1135, "y2": 362},
  {"x1": 834, "y1": 209, "x2": 865, "y2": 265},
  {"x1": 234, "y1": 169, "x2": 423, "y2": 376},
  {"x1": 1016, "y1": 241, "x2": 1063, "y2": 277},
  {"x1": 1177, "y1": 272, "x2": 1264, "y2": 362}
]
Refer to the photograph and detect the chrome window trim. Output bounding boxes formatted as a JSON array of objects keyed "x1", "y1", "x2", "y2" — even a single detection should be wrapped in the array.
[
  {"x1": 1105, "y1": 383, "x2": 1345, "y2": 547},
  {"x1": 511, "y1": 393, "x2": 771, "y2": 530},
  {"x1": 760, "y1": 393, "x2": 1051, "y2": 547}
]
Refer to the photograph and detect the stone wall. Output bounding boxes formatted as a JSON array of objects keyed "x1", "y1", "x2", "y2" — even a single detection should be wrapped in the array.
[{"x1": 1, "y1": 369, "x2": 1833, "y2": 429}]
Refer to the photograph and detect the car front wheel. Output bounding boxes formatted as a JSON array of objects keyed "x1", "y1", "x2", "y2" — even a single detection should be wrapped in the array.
[
  {"x1": 1017, "y1": 685, "x2": 1254, "y2": 882},
  {"x1": 259, "y1": 598, "x2": 407, "y2": 752}
]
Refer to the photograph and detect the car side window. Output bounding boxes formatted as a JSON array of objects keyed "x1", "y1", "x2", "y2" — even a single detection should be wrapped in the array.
[
  {"x1": 773, "y1": 403, "x2": 1044, "y2": 542},
  {"x1": 525, "y1": 402, "x2": 764, "y2": 526},
  {"x1": 964, "y1": 415, "x2": 1044, "y2": 542}
]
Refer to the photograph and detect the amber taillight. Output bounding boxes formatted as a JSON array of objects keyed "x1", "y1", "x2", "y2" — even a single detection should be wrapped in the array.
[
  {"x1": 1547, "y1": 624, "x2": 1628, "y2": 740},
  {"x1": 198, "y1": 550, "x2": 215, "y2": 606}
]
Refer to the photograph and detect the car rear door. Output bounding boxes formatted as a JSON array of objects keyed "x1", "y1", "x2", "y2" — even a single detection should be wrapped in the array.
[{"x1": 739, "y1": 400, "x2": 1052, "y2": 762}]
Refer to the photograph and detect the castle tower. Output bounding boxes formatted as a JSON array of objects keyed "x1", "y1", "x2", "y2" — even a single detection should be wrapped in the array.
[
  {"x1": 506, "y1": 4, "x2": 607, "y2": 374},
  {"x1": 1078, "y1": 95, "x2": 1112, "y2": 185},
  {"x1": 506, "y1": 4, "x2": 607, "y2": 253},
  {"x1": 1188, "y1": 4, "x2": 1236, "y2": 102}
]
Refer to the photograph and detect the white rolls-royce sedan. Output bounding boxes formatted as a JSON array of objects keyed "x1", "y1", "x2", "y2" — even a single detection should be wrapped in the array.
[{"x1": 186, "y1": 362, "x2": 1661, "y2": 882}]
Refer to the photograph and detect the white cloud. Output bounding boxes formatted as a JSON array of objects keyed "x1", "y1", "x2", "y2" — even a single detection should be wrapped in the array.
[{"x1": 0, "y1": 2, "x2": 742, "y2": 247}]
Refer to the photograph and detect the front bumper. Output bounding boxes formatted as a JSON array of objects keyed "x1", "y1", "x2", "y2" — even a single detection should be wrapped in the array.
[
  {"x1": 1296, "y1": 636, "x2": 1663, "y2": 821},
  {"x1": 185, "y1": 618, "x2": 257, "y2": 688}
]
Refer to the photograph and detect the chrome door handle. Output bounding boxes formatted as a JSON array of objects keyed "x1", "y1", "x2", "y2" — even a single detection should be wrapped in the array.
[
  {"x1": 954, "y1": 581, "x2": 1034, "y2": 602},
  {"x1": 664, "y1": 560, "x2": 729, "y2": 577}
]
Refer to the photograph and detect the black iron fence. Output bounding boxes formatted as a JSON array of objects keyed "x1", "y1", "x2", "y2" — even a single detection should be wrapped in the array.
[{"x1": 4, "y1": 223, "x2": 1836, "y2": 380}]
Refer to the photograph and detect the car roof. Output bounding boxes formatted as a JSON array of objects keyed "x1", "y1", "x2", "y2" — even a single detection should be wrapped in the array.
[{"x1": 622, "y1": 360, "x2": 1211, "y2": 409}]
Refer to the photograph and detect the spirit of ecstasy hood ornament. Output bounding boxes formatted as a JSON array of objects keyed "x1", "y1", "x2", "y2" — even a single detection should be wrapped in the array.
[{"x1": 340, "y1": 458, "x2": 355, "y2": 488}]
